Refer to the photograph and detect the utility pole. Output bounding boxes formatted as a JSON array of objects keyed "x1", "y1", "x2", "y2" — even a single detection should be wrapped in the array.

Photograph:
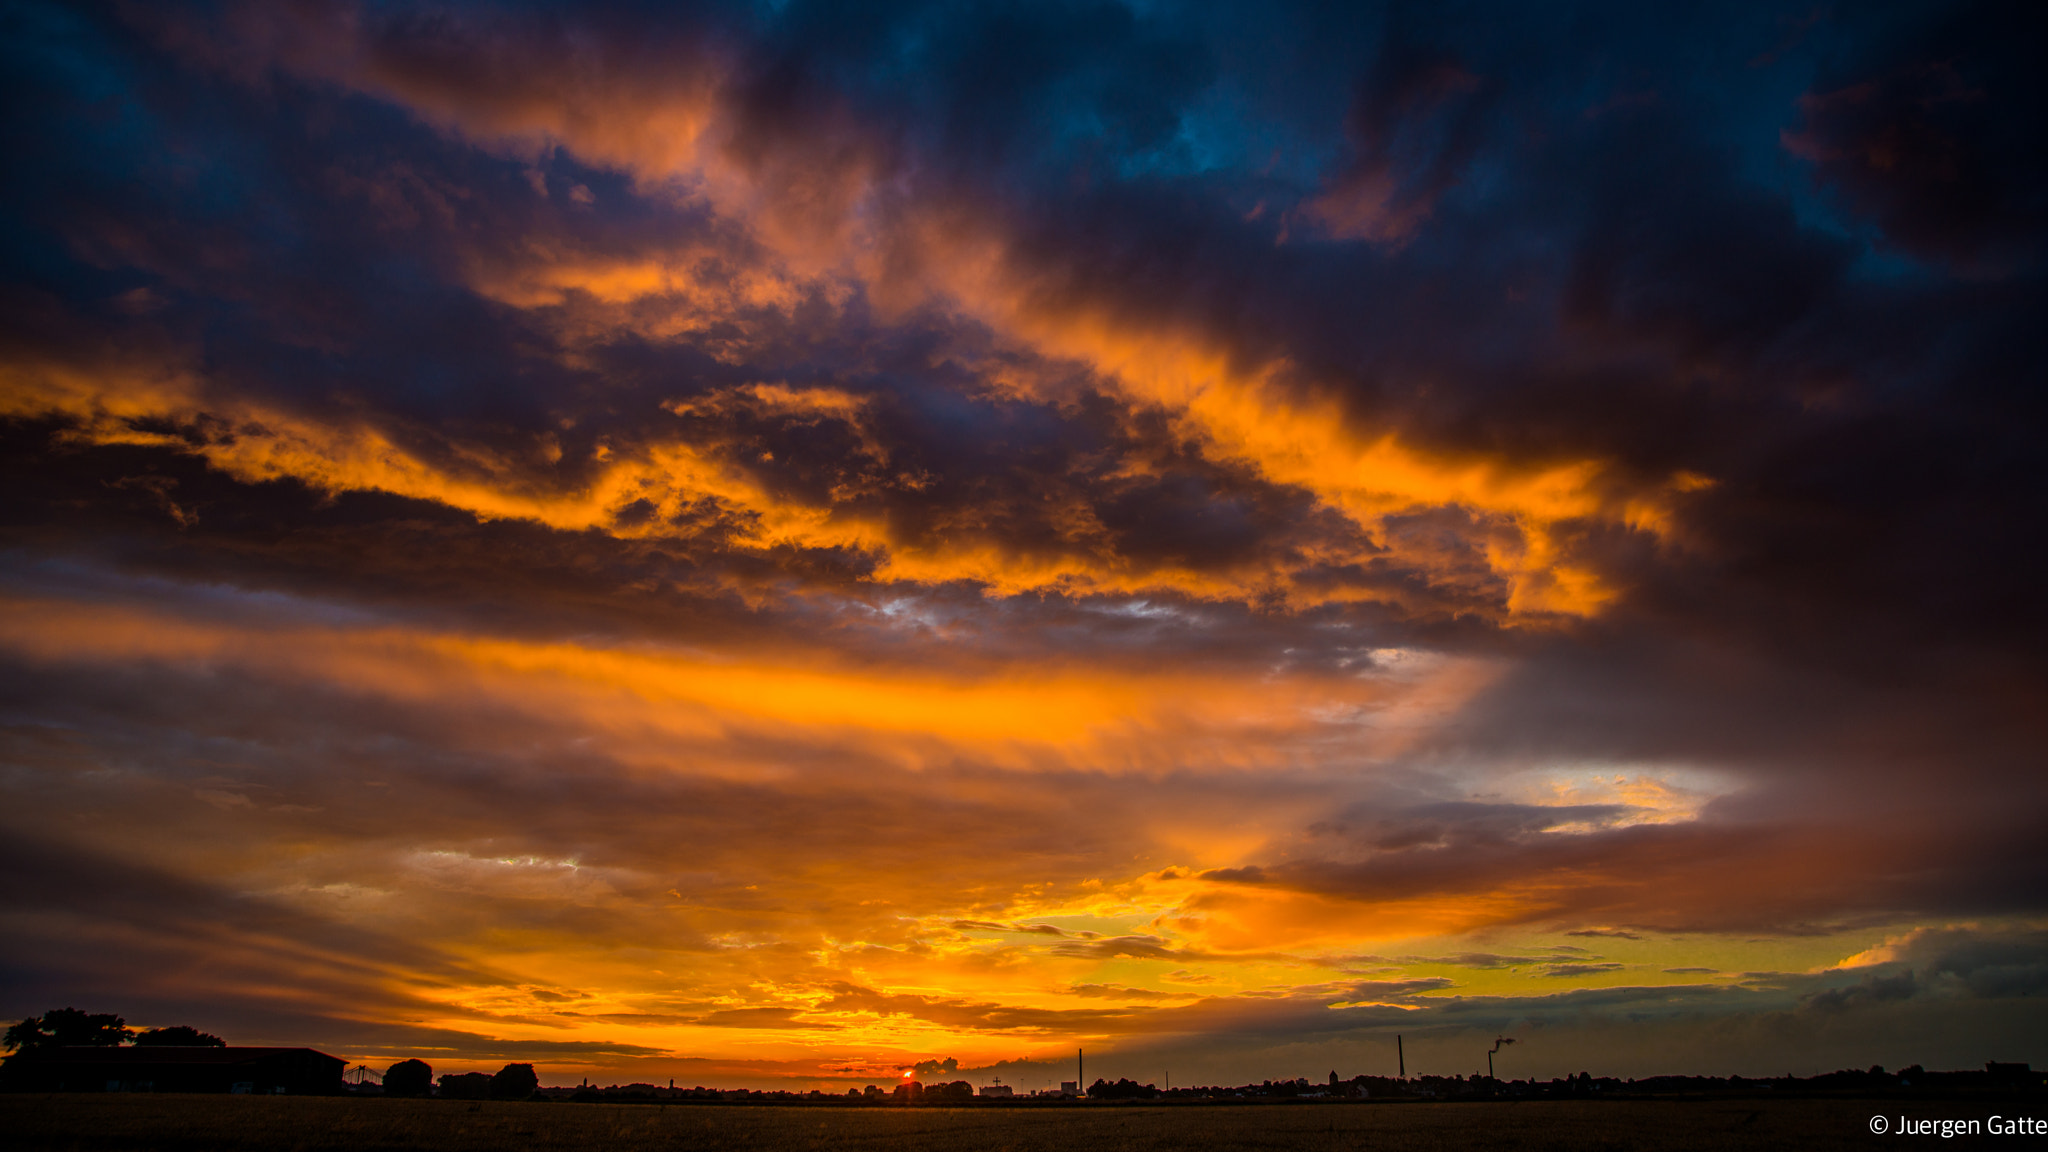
[{"x1": 1078, "y1": 1048, "x2": 1084, "y2": 1096}]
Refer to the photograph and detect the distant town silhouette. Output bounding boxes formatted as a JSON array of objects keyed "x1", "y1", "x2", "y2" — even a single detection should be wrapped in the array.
[{"x1": 3, "y1": 1007, "x2": 2040, "y2": 1103}]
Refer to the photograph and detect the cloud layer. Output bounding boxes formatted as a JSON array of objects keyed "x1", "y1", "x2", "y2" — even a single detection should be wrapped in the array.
[{"x1": 0, "y1": 0, "x2": 2042, "y2": 1085}]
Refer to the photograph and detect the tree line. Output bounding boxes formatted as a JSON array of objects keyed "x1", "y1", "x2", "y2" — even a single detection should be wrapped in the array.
[
  {"x1": 2, "y1": 1007, "x2": 541, "y2": 1101},
  {"x1": 381, "y1": 1059, "x2": 539, "y2": 1100},
  {"x1": 4, "y1": 1008, "x2": 224, "y2": 1051}
]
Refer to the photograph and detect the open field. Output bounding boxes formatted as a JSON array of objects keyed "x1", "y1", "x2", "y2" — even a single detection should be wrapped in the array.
[{"x1": 7, "y1": 1094, "x2": 2032, "y2": 1151}]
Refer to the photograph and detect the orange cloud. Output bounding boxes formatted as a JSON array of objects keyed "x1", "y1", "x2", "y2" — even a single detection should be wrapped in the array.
[
  {"x1": 118, "y1": 1, "x2": 1708, "y2": 622},
  {"x1": 0, "y1": 590, "x2": 1500, "y2": 778}
]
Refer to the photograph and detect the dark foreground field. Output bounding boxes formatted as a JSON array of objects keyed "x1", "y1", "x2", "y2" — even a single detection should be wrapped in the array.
[{"x1": 2, "y1": 1094, "x2": 2026, "y2": 1151}]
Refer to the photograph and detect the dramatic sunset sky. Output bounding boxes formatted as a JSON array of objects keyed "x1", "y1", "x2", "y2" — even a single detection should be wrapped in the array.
[{"x1": 2, "y1": 0, "x2": 2042, "y2": 1090}]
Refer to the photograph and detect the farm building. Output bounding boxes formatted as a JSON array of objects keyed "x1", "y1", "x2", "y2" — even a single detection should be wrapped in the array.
[{"x1": 0, "y1": 1046, "x2": 345, "y2": 1094}]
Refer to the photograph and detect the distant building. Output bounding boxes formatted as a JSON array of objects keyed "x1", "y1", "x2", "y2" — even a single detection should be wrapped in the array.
[
  {"x1": 1059, "y1": 1081, "x2": 1078, "y2": 1095},
  {"x1": 0, "y1": 1047, "x2": 346, "y2": 1094},
  {"x1": 979, "y1": 1083, "x2": 1014, "y2": 1097}
]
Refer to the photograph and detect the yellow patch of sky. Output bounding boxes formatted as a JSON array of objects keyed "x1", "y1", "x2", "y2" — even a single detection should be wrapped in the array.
[
  {"x1": 1486, "y1": 764, "x2": 1739, "y2": 828},
  {"x1": 1351, "y1": 927, "x2": 1927, "y2": 1000},
  {"x1": 332, "y1": 852, "x2": 1961, "y2": 1072}
]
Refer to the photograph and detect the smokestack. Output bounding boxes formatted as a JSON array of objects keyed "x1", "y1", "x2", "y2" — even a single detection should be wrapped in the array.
[
  {"x1": 1398, "y1": 1035, "x2": 1405, "y2": 1078},
  {"x1": 1078, "y1": 1048, "x2": 1084, "y2": 1094}
]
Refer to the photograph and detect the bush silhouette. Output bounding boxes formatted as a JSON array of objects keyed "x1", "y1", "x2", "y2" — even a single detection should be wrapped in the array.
[
  {"x1": 491, "y1": 1063, "x2": 540, "y2": 1099},
  {"x1": 383, "y1": 1059, "x2": 433, "y2": 1097},
  {"x1": 440, "y1": 1071, "x2": 493, "y2": 1100},
  {"x1": 1087, "y1": 1077, "x2": 1160, "y2": 1100}
]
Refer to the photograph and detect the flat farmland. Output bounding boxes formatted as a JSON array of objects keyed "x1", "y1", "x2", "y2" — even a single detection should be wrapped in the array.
[{"x1": 3, "y1": 1094, "x2": 2002, "y2": 1151}]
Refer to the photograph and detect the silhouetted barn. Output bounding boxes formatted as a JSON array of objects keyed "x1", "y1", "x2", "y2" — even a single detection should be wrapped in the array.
[{"x1": 0, "y1": 1047, "x2": 346, "y2": 1094}]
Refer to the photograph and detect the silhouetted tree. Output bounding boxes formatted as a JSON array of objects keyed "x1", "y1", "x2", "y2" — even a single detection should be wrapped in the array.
[
  {"x1": 4, "y1": 1008, "x2": 130, "y2": 1050},
  {"x1": 490, "y1": 1063, "x2": 539, "y2": 1099},
  {"x1": 133, "y1": 1026, "x2": 227, "y2": 1047},
  {"x1": 383, "y1": 1059, "x2": 433, "y2": 1097}
]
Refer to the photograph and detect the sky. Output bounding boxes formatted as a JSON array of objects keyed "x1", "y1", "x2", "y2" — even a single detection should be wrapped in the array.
[{"x1": 0, "y1": 0, "x2": 2043, "y2": 1091}]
